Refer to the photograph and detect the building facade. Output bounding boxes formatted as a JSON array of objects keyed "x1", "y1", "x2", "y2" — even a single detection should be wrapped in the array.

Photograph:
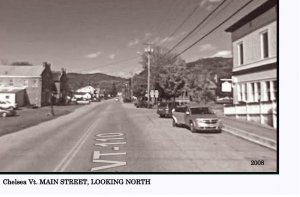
[
  {"x1": 224, "y1": 0, "x2": 277, "y2": 128},
  {"x1": 0, "y1": 63, "x2": 54, "y2": 107}
]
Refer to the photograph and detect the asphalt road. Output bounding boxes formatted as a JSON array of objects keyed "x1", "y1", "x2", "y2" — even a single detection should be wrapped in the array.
[{"x1": 0, "y1": 99, "x2": 277, "y2": 172}]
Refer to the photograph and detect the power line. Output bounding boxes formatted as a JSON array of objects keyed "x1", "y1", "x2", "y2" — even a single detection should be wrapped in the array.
[
  {"x1": 174, "y1": 0, "x2": 254, "y2": 58},
  {"x1": 187, "y1": 0, "x2": 233, "y2": 43},
  {"x1": 166, "y1": 0, "x2": 228, "y2": 55},
  {"x1": 167, "y1": 1, "x2": 200, "y2": 39},
  {"x1": 146, "y1": 0, "x2": 182, "y2": 43}
]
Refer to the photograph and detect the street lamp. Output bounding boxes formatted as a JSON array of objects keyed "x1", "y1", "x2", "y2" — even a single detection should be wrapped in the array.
[{"x1": 145, "y1": 45, "x2": 153, "y2": 108}]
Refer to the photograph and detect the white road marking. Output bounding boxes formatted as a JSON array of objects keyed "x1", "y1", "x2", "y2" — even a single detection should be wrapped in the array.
[
  {"x1": 91, "y1": 160, "x2": 127, "y2": 171},
  {"x1": 96, "y1": 133, "x2": 124, "y2": 138},
  {"x1": 96, "y1": 138, "x2": 124, "y2": 142},
  {"x1": 53, "y1": 118, "x2": 99, "y2": 172},
  {"x1": 91, "y1": 133, "x2": 127, "y2": 171},
  {"x1": 93, "y1": 151, "x2": 126, "y2": 159},
  {"x1": 95, "y1": 142, "x2": 126, "y2": 147}
]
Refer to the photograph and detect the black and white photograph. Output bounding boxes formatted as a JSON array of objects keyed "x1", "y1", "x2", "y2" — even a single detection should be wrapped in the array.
[
  {"x1": 0, "y1": 0, "x2": 278, "y2": 173},
  {"x1": 2, "y1": 0, "x2": 300, "y2": 196}
]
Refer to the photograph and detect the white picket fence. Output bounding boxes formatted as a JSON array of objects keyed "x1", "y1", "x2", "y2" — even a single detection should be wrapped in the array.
[{"x1": 224, "y1": 101, "x2": 277, "y2": 128}]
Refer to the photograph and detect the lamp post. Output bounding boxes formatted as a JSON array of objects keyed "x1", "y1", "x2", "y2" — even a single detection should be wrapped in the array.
[{"x1": 145, "y1": 45, "x2": 153, "y2": 108}]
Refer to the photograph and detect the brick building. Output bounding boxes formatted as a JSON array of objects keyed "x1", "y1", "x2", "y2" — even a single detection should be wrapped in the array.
[{"x1": 0, "y1": 62, "x2": 54, "y2": 107}]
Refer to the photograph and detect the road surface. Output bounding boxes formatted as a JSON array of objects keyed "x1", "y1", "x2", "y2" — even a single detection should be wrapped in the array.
[{"x1": 0, "y1": 99, "x2": 277, "y2": 172}]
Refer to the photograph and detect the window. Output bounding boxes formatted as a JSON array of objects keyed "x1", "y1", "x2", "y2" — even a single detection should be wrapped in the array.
[
  {"x1": 9, "y1": 79, "x2": 13, "y2": 86},
  {"x1": 24, "y1": 79, "x2": 29, "y2": 87},
  {"x1": 239, "y1": 83, "x2": 247, "y2": 102},
  {"x1": 271, "y1": 80, "x2": 277, "y2": 101},
  {"x1": 255, "y1": 82, "x2": 261, "y2": 102},
  {"x1": 237, "y1": 84, "x2": 242, "y2": 101},
  {"x1": 5, "y1": 95, "x2": 10, "y2": 99},
  {"x1": 261, "y1": 31, "x2": 269, "y2": 59},
  {"x1": 237, "y1": 43, "x2": 244, "y2": 65},
  {"x1": 0, "y1": 80, "x2": 3, "y2": 86},
  {"x1": 33, "y1": 79, "x2": 38, "y2": 87},
  {"x1": 266, "y1": 81, "x2": 271, "y2": 101},
  {"x1": 250, "y1": 83, "x2": 255, "y2": 102},
  {"x1": 243, "y1": 84, "x2": 247, "y2": 102}
]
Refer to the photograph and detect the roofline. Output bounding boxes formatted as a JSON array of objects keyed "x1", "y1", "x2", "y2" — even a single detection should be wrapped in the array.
[
  {"x1": 225, "y1": 0, "x2": 277, "y2": 33},
  {"x1": 0, "y1": 75, "x2": 41, "y2": 78}
]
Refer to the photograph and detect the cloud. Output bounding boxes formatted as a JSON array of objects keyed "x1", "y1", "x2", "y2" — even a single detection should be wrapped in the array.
[
  {"x1": 84, "y1": 51, "x2": 102, "y2": 59},
  {"x1": 199, "y1": 43, "x2": 216, "y2": 52},
  {"x1": 145, "y1": 32, "x2": 152, "y2": 38},
  {"x1": 109, "y1": 54, "x2": 116, "y2": 59},
  {"x1": 128, "y1": 39, "x2": 140, "y2": 47},
  {"x1": 211, "y1": 50, "x2": 232, "y2": 58},
  {"x1": 155, "y1": 32, "x2": 187, "y2": 45}
]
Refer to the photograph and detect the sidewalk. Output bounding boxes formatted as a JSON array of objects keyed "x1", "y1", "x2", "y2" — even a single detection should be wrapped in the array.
[{"x1": 213, "y1": 108, "x2": 277, "y2": 150}]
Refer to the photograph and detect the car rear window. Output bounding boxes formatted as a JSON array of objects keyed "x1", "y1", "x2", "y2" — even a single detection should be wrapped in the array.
[{"x1": 158, "y1": 103, "x2": 168, "y2": 107}]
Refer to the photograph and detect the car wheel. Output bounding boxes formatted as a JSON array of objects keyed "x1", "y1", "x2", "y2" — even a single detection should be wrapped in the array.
[
  {"x1": 190, "y1": 122, "x2": 196, "y2": 133},
  {"x1": 2, "y1": 112, "x2": 7, "y2": 118},
  {"x1": 172, "y1": 119, "x2": 177, "y2": 127}
]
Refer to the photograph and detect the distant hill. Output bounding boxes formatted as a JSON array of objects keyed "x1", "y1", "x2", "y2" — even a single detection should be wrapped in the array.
[
  {"x1": 186, "y1": 57, "x2": 233, "y2": 79},
  {"x1": 67, "y1": 72, "x2": 127, "y2": 92}
]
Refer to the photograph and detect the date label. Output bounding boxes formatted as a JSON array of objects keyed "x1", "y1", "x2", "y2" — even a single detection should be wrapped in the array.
[{"x1": 251, "y1": 160, "x2": 264, "y2": 165}]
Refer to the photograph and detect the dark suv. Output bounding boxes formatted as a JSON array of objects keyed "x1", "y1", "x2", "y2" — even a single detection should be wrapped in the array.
[
  {"x1": 135, "y1": 100, "x2": 153, "y2": 108},
  {"x1": 157, "y1": 102, "x2": 175, "y2": 118}
]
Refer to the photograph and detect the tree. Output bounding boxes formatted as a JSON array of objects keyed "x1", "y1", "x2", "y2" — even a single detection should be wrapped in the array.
[
  {"x1": 185, "y1": 68, "x2": 216, "y2": 104},
  {"x1": 132, "y1": 72, "x2": 147, "y2": 98},
  {"x1": 110, "y1": 82, "x2": 118, "y2": 97},
  {"x1": 137, "y1": 45, "x2": 186, "y2": 101}
]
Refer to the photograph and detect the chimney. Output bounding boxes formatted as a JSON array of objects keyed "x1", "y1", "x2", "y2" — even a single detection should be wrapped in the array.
[{"x1": 43, "y1": 62, "x2": 51, "y2": 70}]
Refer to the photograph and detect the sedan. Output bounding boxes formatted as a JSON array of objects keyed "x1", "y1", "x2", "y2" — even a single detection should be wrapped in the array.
[{"x1": 0, "y1": 108, "x2": 16, "y2": 117}]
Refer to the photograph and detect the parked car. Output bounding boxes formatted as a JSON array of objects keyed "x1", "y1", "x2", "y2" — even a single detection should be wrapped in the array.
[
  {"x1": 76, "y1": 98, "x2": 91, "y2": 104},
  {"x1": 0, "y1": 108, "x2": 16, "y2": 117},
  {"x1": 135, "y1": 100, "x2": 152, "y2": 108},
  {"x1": 157, "y1": 102, "x2": 175, "y2": 118},
  {"x1": 216, "y1": 96, "x2": 233, "y2": 104},
  {"x1": 0, "y1": 100, "x2": 17, "y2": 109},
  {"x1": 172, "y1": 105, "x2": 222, "y2": 133}
]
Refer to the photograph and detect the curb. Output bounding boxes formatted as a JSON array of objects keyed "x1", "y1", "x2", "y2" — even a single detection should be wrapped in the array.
[{"x1": 223, "y1": 124, "x2": 277, "y2": 151}]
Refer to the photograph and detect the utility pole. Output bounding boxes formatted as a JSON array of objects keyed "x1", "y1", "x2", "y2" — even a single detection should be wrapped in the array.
[{"x1": 144, "y1": 43, "x2": 153, "y2": 108}]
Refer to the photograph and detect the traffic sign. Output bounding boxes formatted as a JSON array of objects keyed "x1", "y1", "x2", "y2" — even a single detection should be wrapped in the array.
[
  {"x1": 154, "y1": 90, "x2": 159, "y2": 98},
  {"x1": 150, "y1": 90, "x2": 155, "y2": 97}
]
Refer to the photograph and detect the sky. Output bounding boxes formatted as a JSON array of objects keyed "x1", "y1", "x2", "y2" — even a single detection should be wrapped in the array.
[{"x1": 0, "y1": 0, "x2": 268, "y2": 78}]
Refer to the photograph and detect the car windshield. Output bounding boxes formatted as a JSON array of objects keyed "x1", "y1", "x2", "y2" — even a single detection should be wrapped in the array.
[{"x1": 190, "y1": 107, "x2": 214, "y2": 115}]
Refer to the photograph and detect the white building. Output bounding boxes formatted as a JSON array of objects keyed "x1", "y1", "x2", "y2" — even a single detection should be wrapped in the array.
[
  {"x1": 224, "y1": 0, "x2": 277, "y2": 128},
  {"x1": 76, "y1": 85, "x2": 95, "y2": 94}
]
